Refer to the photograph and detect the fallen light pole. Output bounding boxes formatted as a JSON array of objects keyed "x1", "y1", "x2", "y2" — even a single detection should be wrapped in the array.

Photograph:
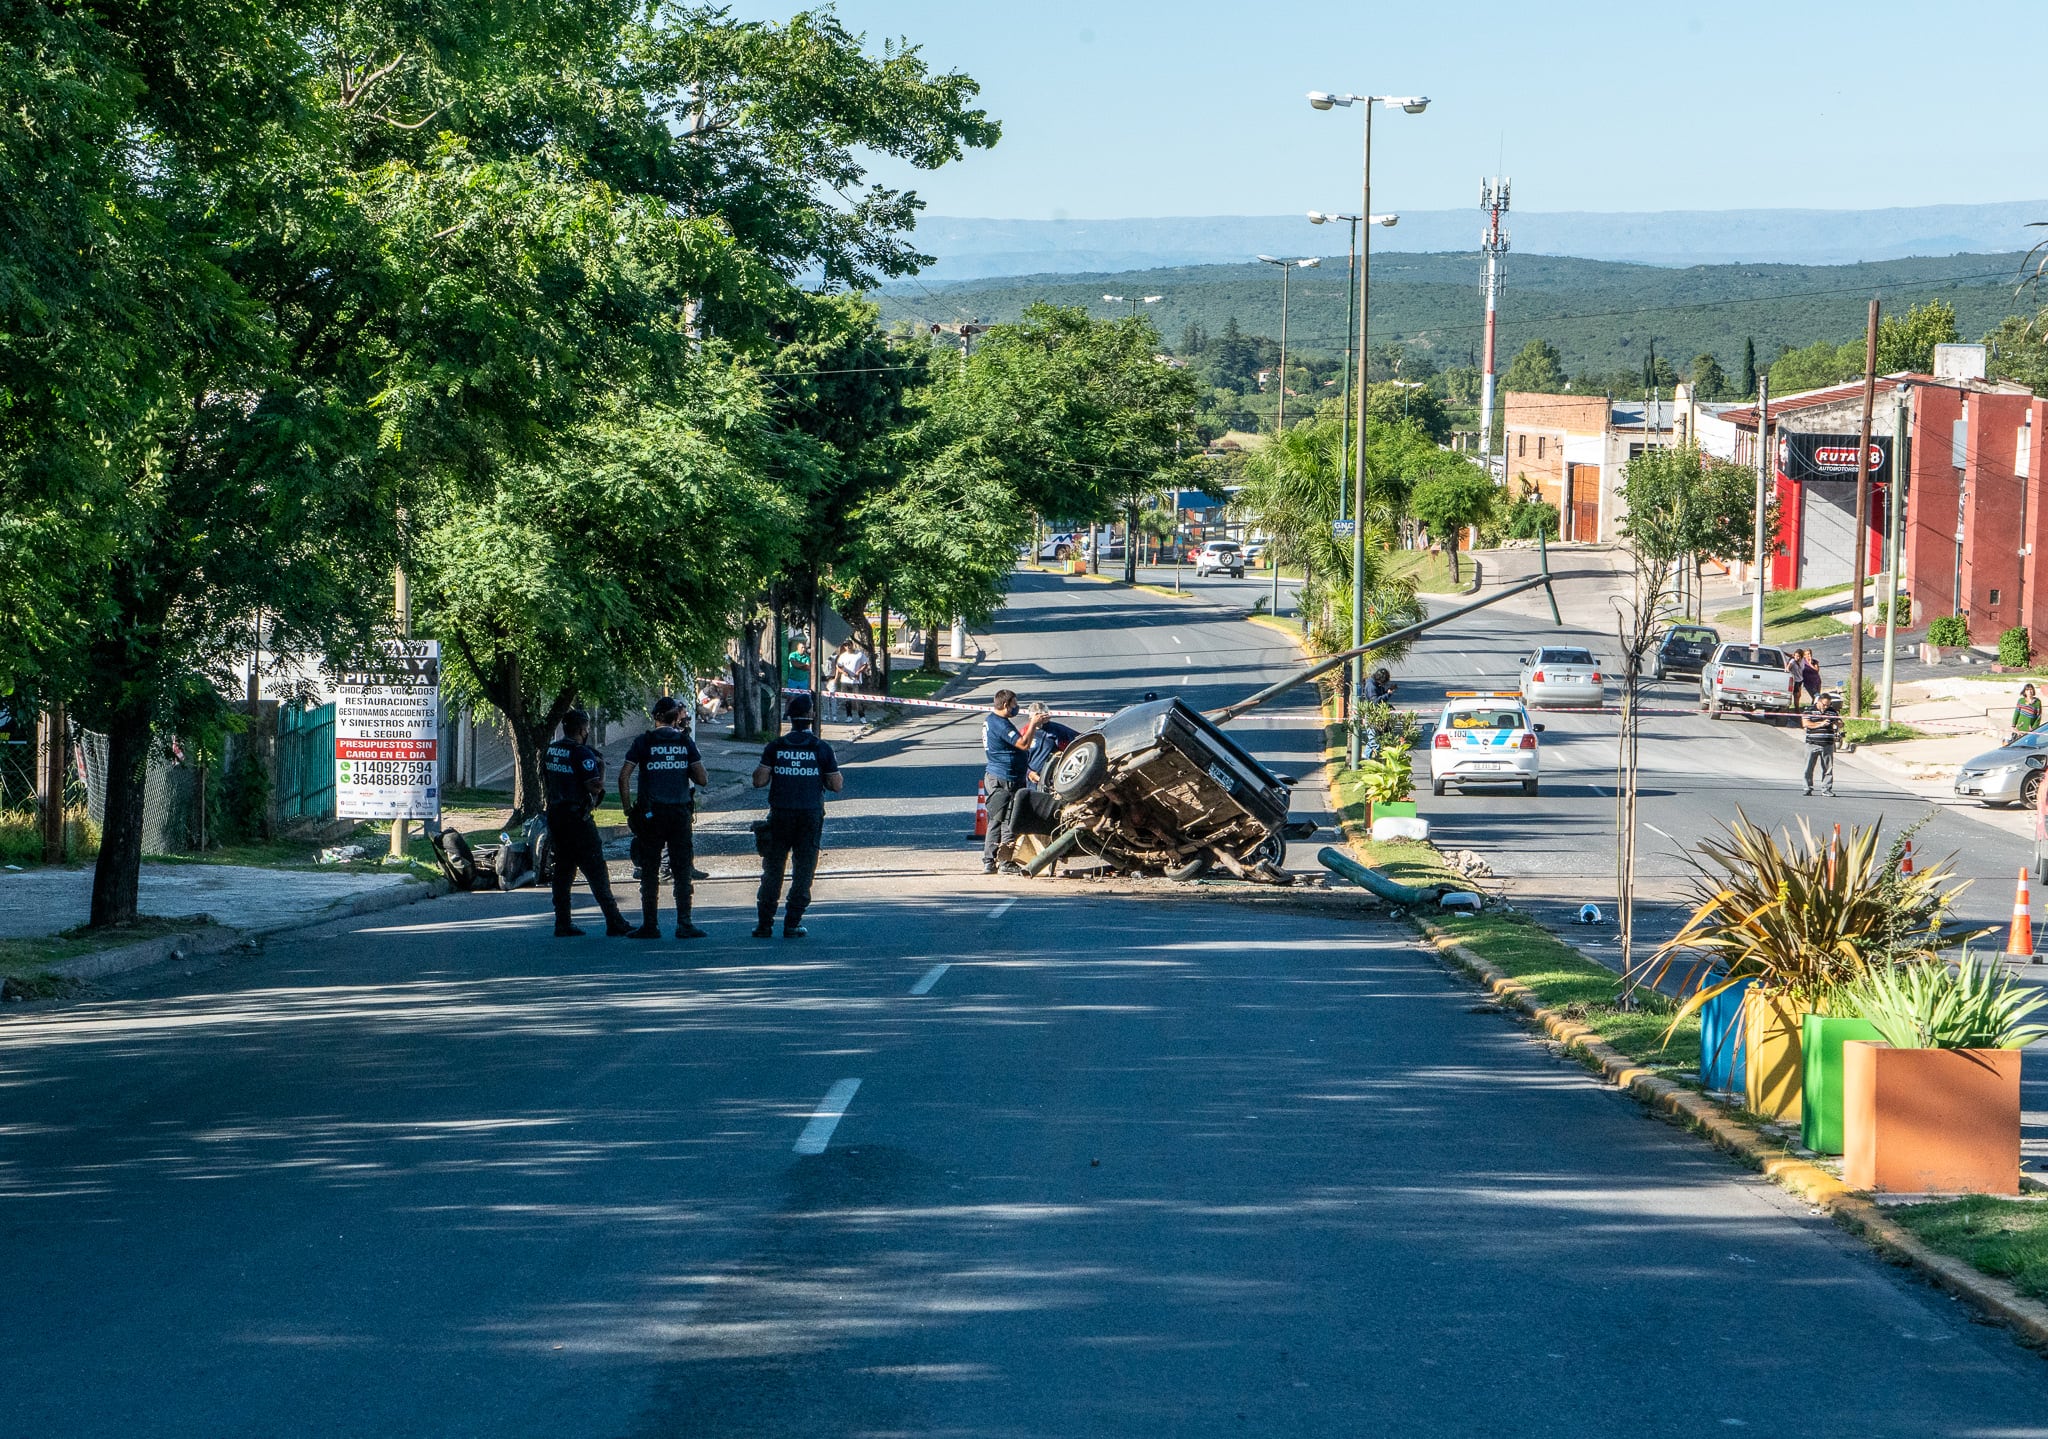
[{"x1": 1207, "y1": 566, "x2": 1562, "y2": 727}]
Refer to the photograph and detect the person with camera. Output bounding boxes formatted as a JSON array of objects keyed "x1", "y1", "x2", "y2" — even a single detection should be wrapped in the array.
[{"x1": 619, "y1": 696, "x2": 711, "y2": 940}]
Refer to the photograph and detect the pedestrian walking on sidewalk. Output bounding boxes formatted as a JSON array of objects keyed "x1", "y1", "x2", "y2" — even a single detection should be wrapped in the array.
[
  {"x1": 620, "y1": 696, "x2": 711, "y2": 940},
  {"x1": 1802, "y1": 694, "x2": 1842, "y2": 797},
  {"x1": 543, "y1": 709, "x2": 632, "y2": 937},
  {"x1": 2013, "y1": 683, "x2": 2042, "y2": 740},
  {"x1": 981, "y1": 689, "x2": 1044, "y2": 876},
  {"x1": 751, "y1": 695, "x2": 841, "y2": 938}
]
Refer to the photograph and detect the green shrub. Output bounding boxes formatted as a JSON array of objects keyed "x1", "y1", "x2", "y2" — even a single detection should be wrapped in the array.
[
  {"x1": 2000, "y1": 626, "x2": 2033, "y2": 667},
  {"x1": 1354, "y1": 750, "x2": 1414, "y2": 805},
  {"x1": 1501, "y1": 492, "x2": 1560, "y2": 541},
  {"x1": 1836, "y1": 951, "x2": 2048, "y2": 1050},
  {"x1": 0, "y1": 807, "x2": 100, "y2": 866},
  {"x1": 1874, "y1": 594, "x2": 1911, "y2": 627},
  {"x1": 1927, "y1": 613, "x2": 1970, "y2": 647}
]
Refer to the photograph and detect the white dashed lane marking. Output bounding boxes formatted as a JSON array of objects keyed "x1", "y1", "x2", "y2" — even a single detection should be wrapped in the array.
[{"x1": 793, "y1": 1079, "x2": 862, "y2": 1155}]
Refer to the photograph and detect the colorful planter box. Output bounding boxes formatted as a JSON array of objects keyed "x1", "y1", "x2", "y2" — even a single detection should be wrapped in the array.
[
  {"x1": 1698, "y1": 977, "x2": 1752, "y2": 1094},
  {"x1": 1799, "y1": 1015, "x2": 1881, "y2": 1155},
  {"x1": 1376, "y1": 800, "x2": 1418, "y2": 818},
  {"x1": 1843, "y1": 1042, "x2": 2021, "y2": 1194},
  {"x1": 1743, "y1": 989, "x2": 1812, "y2": 1122}
]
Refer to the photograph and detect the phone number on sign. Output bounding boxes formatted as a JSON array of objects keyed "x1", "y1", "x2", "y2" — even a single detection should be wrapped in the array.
[{"x1": 343, "y1": 762, "x2": 436, "y2": 782}]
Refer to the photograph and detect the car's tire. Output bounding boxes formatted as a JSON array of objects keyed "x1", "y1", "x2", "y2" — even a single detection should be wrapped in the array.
[
  {"x1": 1522, "y1": 779, "x2": 1539, "y2": 796},
  {"x1": 2024, "y1": 772, "x2": 2044, "y2": 811},
  {"x1": 1165, "y1": 851, "x2": 1213, "y2": 882},
  {"x1": 1232, "y1": 569, "x2": 1243, "y2": 579},
  {"x1": 1248, "y1": 831, "x2": 1287, "y2": 871},
  {"x1": 1050, "y1": 737, "x2": 1108, "y2": 800},
  {"x1": 1432, "y1": 779, "x2": 1447, "y2": 797}
]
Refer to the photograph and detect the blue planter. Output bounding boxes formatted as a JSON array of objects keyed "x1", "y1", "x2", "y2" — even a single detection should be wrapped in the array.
[{"x1": 1700, "y1": 977, "x2": 1753, "y2": 1094}]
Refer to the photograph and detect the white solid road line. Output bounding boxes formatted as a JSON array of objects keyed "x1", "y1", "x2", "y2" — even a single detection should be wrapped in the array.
[
  {"x1": 910, "y1": 963, "x2": 950, "y2": 995},
  {"x1": 988, "y1": 897, "x2": 1016, "y2": 919},
  {"x1": 793, "y1": 1078, "x2": 862, "y2": 1155}
]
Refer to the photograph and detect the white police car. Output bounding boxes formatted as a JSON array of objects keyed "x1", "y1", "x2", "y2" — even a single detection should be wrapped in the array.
[{"x1": 1429, "y1": 691, "x2": 1544, "y2": 797}]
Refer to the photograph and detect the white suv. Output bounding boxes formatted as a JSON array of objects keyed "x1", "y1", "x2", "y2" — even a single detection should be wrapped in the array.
[
  {"x1": 1429, "y1": 692, "x2": 1543, "y2": 796},
  {"x1": 1194, "y1": 540, "x2": 1244, "y2": 578}
]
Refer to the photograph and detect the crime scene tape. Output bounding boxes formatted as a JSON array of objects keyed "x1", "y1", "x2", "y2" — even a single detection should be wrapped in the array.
[{"x1": 780, "y1": 686, "x2": 1113, "y2": 721}]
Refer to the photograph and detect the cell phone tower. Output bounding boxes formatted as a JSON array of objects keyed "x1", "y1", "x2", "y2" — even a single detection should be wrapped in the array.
[{"x1": 1478, "y1": 178, "x2": 1510, "y2": 474}]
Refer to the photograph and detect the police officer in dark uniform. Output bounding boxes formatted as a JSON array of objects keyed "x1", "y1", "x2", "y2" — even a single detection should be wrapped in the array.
[
  {"x1": 751, "y1": 694, "x2": 842, "y2": 938},
  {"x1": 619, "y1": 696, "x2": 711, "y2": 939},
  {"x1": 543, "y1": 709, "x2": 632, "y2": 938}
]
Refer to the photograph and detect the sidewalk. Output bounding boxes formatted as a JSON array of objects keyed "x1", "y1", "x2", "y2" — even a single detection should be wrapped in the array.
[{"x1": 0, "y1": 863, "x2": 430, "y2": 943}]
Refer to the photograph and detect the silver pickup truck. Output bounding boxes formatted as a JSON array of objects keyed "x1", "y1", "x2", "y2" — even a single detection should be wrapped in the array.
[{"x1": 1699, "y1": 642, "x2": 1796, "y2": 718}]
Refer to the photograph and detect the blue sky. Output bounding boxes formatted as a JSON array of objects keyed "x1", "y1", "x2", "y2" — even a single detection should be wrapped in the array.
[{"x1": 730, "y1": 0, "x2": 2045, "y2": 218}]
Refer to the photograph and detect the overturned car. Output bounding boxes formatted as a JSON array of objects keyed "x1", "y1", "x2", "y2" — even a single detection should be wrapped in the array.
[{"x1": 1031, "y1": 697, "x2": 1300, "y2": 884}]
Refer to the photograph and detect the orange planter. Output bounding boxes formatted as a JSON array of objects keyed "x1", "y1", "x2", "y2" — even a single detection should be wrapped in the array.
[{"x1": 1842, "y1": 1042, "x2": 2021, "y2": 1195}]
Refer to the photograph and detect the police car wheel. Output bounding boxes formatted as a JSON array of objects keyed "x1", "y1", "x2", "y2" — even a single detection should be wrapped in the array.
[
  {"x1": 1432, "y1": 779, "x2": 1447, "y2": 797},
  {"x1": 1051, "y1": 738, "x2": 1108, "y2": 800},
  {"x1": 1522, "y1": 779, "x2": 1539, "y2": 796}
]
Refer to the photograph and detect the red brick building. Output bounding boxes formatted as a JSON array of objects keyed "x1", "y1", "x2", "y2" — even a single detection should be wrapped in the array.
[{"x1": 1900, "y1": 381, "x2": 2046, "y2": 643}]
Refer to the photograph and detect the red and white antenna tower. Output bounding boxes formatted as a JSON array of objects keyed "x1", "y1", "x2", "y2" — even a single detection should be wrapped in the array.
[{"x1": 1479, "y1": 178, "x2": 1511, "y2": 474}]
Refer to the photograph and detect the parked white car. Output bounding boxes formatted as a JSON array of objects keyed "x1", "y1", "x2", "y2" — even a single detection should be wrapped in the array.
[
  {"x1": 1518, "y1": 645, "x2": 1606, "y2": 708},
  {"x1": 1429, "y1": 692, "x2": 1544, "y2": 796},
  {"x1": 1194, "y1": 540, "x2": 1245, "y2": 578}
]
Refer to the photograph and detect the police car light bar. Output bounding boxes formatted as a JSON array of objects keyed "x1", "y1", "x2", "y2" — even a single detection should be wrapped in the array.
[{"x1": 1444, "y1": 690, "x2": 1523, "y2": 699}]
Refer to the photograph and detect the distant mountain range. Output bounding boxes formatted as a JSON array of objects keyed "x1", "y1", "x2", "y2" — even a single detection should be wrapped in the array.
[{"x1": 903, "y1": 201, "x2": 2048, "y2": 280}]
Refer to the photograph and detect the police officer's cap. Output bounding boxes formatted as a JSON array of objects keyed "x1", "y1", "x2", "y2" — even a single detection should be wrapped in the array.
[
  {"x1": 786, "y1": 694, "x2": 814, "y2": 720},
  {"x1": 651, "y1": 695, "x2": 681, "y2": 720}
]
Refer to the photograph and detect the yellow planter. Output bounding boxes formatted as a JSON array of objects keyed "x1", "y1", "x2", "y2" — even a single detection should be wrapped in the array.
[{"x1": 1744, "y1": 989, "x2": 1814, "y2": 1121}]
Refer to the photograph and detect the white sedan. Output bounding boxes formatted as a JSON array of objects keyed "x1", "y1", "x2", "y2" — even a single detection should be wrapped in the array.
[
  {"x1": 1518, "y1": 645, "x2": 1606, "y2": 708},
  {"x1": 1429, "y1": 692, "x2": 1544, "y2": 797}
]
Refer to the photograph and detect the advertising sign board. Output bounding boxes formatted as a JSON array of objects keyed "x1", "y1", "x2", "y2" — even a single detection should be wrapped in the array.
[{"x1": 333, "y1": 640, "x2": 440, "y2": 820}]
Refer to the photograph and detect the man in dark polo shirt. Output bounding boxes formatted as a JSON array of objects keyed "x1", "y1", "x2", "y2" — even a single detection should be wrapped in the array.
[
  {"x1": 751, "y1": 695, "x2": 842, "y2": 938},
  {"x1": 619, "y1": 695, "x2": 711, "y2": 939},
  {"x1": 982, "y1": 689, "x2": 1043, "y2": 875}
]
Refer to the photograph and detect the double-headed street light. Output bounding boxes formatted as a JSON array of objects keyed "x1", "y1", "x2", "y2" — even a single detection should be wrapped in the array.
[
  {"x1": 1307, "y1": 211, "x2": 1398, "y2": 531},
  {"x1": 1309, "y1": 90, "x2": 1429, "y2": 767},
  {"x1": 1257, "y1": 254, "x2": 1321, "y2": 614},
  {"x1": 1103, "y1": 293, "x2": 1164, "y2": 318}
]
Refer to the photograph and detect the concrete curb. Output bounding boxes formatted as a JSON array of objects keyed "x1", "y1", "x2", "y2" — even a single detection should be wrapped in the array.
[
  {"x1": 42, "y1": 876, "x2": 448, "y2": 985},
  {"x1": 1407, "y1": 913, "x2": 2048, "y2": 1351}
]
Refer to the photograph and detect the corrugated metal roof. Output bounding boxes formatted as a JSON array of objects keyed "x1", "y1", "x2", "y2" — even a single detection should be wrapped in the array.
[{"x1": 1718, "y1": 372, "x2": 1933, "y2": 429}]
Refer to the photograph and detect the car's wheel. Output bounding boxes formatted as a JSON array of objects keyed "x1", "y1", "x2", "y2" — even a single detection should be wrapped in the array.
[
  {"x1": 1248, "y1": 831, "x2": 1287, "y2": 871},
  {"x1": 2024, "y1": 772, "x2": 2043, "y2": 811},
  {"x1": 1522, "y1": 779, "x2": 1539, "y2": 796},
  {"x1": 1165, "y1": 850, "x2": 1213, "y2": 882},
  {"x1": 1432, "y1": 779, "x2": 1447, "y2": 797},
  {"x1": 1050, "y1": 737, "x2": 1108, "y2": 800}
]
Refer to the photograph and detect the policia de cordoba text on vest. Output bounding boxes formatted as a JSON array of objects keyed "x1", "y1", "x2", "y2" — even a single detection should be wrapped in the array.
[{"x1": 618, "y1": 695, "x2": 710, "y2": 939}]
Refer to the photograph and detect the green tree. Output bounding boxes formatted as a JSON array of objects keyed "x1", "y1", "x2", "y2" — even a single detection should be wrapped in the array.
[
  {"x1": 1641, "y1": 345, "x2": 1678, "y2": 392},
  {"x1": 1876, "y1": 300, "x2": 1961, "y2": 374},
  {"x1": 1366, "y1": 381, "x2": 1450, "y2": 445},
  {"x1": 1618, "y1": 443, "x2": 1766, "y2": 567},
  {"x1": 1234, "y1": 415, "x2": 1424, "y2": 657},
  {"x1": 1690, "y1": 352, "x2": 1730, "y2": 400},
  {"x1": 1739, "y1": 337, "x2": 1758, "y2": 398},
  {"x1": 1769, "y1": 338, "x2": 1864, "y2": 395},
  {"x1": 1986, "y1": 315, "x2": 2048, "y2": 392},
  {"x1": 1409, "y1": 469, "x2": 1497, "y2": 585},
  {"x1": 1501, "y1": 338, "x2": 1568, "y2": 394}
]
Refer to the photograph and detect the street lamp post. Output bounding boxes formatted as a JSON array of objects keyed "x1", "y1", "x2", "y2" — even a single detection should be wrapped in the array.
[
  {"x1": 1310, "y1": 90, "x2": 1428, "y2": 768},
  {"x1": 1257, "y1": 254, "x2": 1320, "y2": 615},
  {"x1": 1099, "y1": 294, "x2": 1165, "y2": 575}
]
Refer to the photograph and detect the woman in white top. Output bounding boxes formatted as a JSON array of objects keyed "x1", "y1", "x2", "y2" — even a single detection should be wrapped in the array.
[{"x1": 829, "y1": 639, "x2": 872, "y2": 721}]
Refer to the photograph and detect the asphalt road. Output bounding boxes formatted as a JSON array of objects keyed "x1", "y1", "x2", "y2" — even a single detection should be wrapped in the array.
[{"x1": 5, "y1": 569, "x2": 2048, "y2": 1437}]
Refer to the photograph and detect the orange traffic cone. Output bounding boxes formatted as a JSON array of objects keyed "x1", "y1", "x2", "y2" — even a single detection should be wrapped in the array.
[
  {"x1": 973, "y1": 776, "x2": 989, "y2": 840},
  {"x1": 2009, "y1": 867, "x2": 2035, "y2": 960},
  {"x1": 1899, "y1": 838, "x2": 1915, "y2": 876},
  {"x1": 1828, "y1": 823, "x2": 1841, "y2": 885}
]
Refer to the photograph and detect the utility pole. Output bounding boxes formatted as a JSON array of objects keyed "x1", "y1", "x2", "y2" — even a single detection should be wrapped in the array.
[
  {"x1": 1849, "y1": 297, "x2": 1880, "y2": 719},
  {"x1": 1880, "y1": 385, "x2": 1910, "y2": 727},
  {"x1": 1750, "y1": 374, "x2": 1771, "y2": 645},
  {"x1": 388, "y1": 558, "x2": 411, "y2": 862}
]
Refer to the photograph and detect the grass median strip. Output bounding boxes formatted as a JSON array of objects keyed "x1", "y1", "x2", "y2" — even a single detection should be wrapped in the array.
[{"x1": 1890, "y1": 1198, "x2": 2048, "y2": 1303}]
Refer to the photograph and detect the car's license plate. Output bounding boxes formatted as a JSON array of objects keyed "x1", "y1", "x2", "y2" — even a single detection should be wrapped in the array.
[{"x1": 1206, "y1": 763, "x2": 1237, "y2": 793}]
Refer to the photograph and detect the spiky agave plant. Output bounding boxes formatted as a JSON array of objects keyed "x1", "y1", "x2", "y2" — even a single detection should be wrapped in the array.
[
  {"x1": 1649, "y1": 810, "x2": 1968, "y2": 1039},
  {"x1": 1836, "y1": 950, "x2": 2048, "y2": 1050}
]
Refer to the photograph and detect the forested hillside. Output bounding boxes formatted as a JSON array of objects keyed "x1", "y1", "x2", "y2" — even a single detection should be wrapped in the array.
[{"x1": 878, "y1": 250, "x2": 2038, "y2": 380}]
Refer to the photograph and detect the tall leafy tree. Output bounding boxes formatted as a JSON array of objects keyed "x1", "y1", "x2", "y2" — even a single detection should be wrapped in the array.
[
  {"x1": 1875, "y1": 300, "x2": 1960, "y2": 374},
  {"x1": 1739, "y1": 337, "x2": 1758, "y2": 398},
  {"x1": 1690, "y1": 352, "x2": 1729, "y2": 400},
  {"x1": 1501, "y1": 338, "x2": 1568, "y2": 394},
  {"x1": 1409, "y1": 470, "x2": 1497, "y2": 585}
]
